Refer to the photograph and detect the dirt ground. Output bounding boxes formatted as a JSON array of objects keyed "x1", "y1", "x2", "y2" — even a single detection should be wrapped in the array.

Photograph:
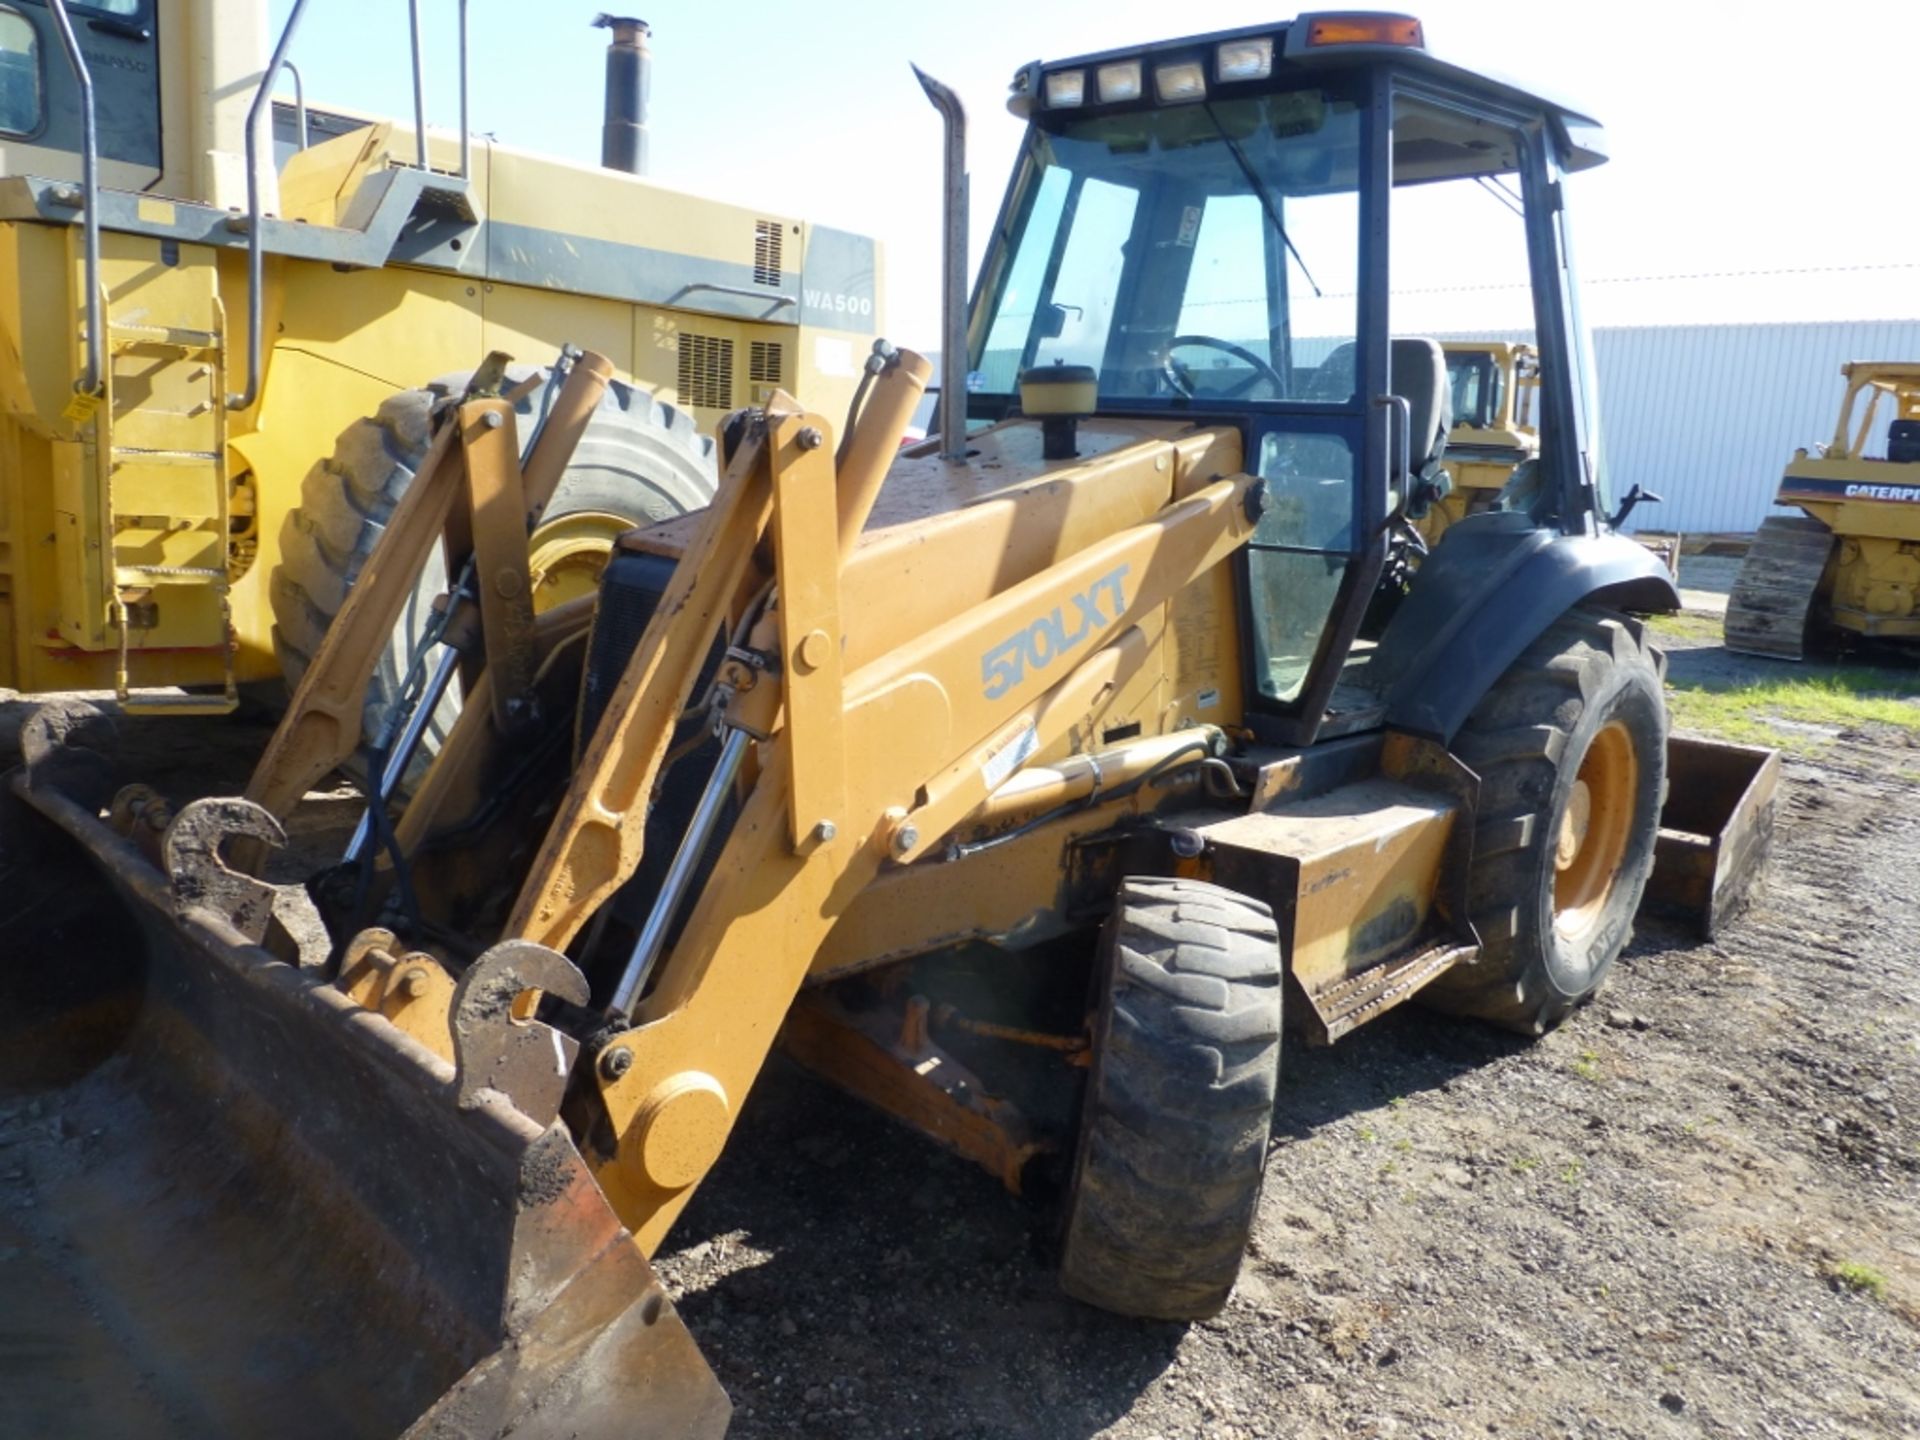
[
  {"x1": 2, "y1": 560, "x2": 1916, "y2": 1439},
  {"x1": 649, "y1": 564, "x2": 1920, "y2": 1440}
]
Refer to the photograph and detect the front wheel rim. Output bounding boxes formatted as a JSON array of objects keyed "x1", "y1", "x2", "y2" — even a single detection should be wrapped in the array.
[
  {"x1": 527, "y1": 510, "x2": 639, "y2": 612},
  {"x1": 1552, "y1": 718, "x2": 1639, "y2": 945}
]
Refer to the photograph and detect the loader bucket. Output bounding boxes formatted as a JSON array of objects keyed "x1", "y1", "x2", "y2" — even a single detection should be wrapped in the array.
[
  {"x1": 1645, "y1": 735, "x2": 1782, "y2": 939},
  {"x1": 0, "y1": 727, "x2": 729, "y2": 1438}
]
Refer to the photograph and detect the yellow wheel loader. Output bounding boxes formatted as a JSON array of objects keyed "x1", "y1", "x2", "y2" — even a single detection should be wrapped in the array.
[
  {"x1": 0, "y1": 0, "x2": 879, "y2": 760},
  {"x1": 4, "y1": 12, "x2": 1780, "y2": 1437},
  {"x1": 1725, "y1": 361, "x2": 1920, "y2": 659}
]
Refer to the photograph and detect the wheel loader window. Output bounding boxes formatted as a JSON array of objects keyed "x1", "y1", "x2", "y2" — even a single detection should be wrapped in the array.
[
  {"x1": 0, "y1": 10, "x2": 40, "y2": 138},
  {"x1": 972, "y1": 90, "x2": 1363, "y2": 409},
  {"x1": 1247, "y1": 430, "x2": 1356, "y2": 702},
  {"x1": 1446, "y1": 352, "x2": 1500, "y2": 431},
  {"x1": 1020, "y1": 176, "x2": 1139, "y2": 383},
  {"x1": 1387, "y1": 97, "x2": 1534, "y2": 373}
]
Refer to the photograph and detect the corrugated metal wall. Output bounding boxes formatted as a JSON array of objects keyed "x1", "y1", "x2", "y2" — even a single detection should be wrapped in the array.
[{"x1": 1443, "y1": 321, "x2": 1920, "y2": 535}]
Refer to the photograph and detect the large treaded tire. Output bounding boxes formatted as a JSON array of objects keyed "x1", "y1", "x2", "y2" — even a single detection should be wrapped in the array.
[
  {"x1": 269, "y1": 372, "x2": 714, "y2": 778},
  {"x1": 1060, "y1": 876, "x2": 1282, "y2": 1321},
  {"x1": 1423, "y1": 606, "x2": 1667, "y2": 1034}
]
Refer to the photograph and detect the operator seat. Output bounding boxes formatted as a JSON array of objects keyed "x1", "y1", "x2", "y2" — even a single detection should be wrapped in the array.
[
  {"x1": 1300, "y1": 339, "x2": 1454, "y2": 519},
  {"x1": 1389, "y1": 337, "x2": 1452, "y2": 520}
]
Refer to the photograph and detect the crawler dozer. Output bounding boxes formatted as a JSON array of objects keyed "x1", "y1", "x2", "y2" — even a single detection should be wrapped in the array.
[
  {"x1": 1726, "y1": 362, "x2": 1920, "y2": 659},
  {"x1": 3, "y1": 14, "x2": 1780, "y2": 1436}
]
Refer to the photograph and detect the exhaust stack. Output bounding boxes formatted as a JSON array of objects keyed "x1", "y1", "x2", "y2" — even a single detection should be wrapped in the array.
[
  {"x1": 595, "y1": 13, "x2": 651, "y2": 175},
  {"x1": 912, "y1": 65, "x2": 968, "y2": 462}
]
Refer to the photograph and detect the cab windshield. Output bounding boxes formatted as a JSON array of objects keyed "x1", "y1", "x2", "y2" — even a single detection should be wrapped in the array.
[{"x1": 971, "y1": 89, "x2": 1363, "y2": 409}]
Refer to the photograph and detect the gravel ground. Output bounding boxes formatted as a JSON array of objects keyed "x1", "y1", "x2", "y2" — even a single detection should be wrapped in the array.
[{"x1": 2, "y1": 585, "x2": 1915, "y2": 1439}]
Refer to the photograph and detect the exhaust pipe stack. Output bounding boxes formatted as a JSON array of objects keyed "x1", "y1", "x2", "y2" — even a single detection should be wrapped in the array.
[
  {"x1": 913, "y1": 66, "x2": 968, "y2": 462},
  {"x1": 595, "y1": 13, "x2": 651, "y2": 175}
]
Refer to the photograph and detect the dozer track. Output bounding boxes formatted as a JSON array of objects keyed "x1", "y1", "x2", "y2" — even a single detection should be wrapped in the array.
[{"x1": 1724, "y1": 515, "x2": 1835, "y2": 660}]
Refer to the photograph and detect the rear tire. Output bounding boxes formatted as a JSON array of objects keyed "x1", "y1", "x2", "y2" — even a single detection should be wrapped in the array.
[
  {"x1": 1059, "y1": 876, "x2": 1282, "y2": 1321},
  {"x1": 1425, "y1": 606, "x2": 1667, "y2": 1034},
  {"x1": 269, "y1": 371, "x2": 714, "y2": 782}
]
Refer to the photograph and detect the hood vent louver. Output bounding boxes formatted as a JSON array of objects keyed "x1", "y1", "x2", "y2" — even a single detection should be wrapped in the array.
[
  {"x1": 677, "y1": 332, "x2": 734, "y2": 410},
  {"x1": 748, "y1": 340, "x2": 783, "y2": 386},
  {"x1": 753, "y1": 220, "x2": 784, "y2": 288}
]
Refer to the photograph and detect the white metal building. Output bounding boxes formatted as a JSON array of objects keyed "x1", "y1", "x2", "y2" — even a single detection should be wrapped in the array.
[
  {"x1": 926, "y1": 318, "x2": 1920, "y2": 536},
  {"x1": 1446, "y1": 320, "x2": 1920, "y2": 535}
]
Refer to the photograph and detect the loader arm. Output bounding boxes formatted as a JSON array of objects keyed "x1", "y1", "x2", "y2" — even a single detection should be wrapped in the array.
[{"x1": 504, "y1": 361, "x2": 1258, "y2": 1248}]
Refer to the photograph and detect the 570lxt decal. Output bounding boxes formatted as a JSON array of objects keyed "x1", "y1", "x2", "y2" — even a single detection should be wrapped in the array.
[{"x1": 981, "y1": 565, "x2": 1131, "y2": 699}]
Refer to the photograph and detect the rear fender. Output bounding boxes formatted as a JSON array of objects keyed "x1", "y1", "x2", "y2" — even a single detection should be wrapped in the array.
[{"x1": 1372, "y1": 512, "x2": 1680, "y2": 741}]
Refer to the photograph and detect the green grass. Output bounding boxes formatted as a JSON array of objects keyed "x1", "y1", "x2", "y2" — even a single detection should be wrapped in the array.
[
  {"x1": 1666, "y1": 668, "x2": 1920, "y2": 750},
  {"x1": 1832, "y1": 1260, "x2": 1888, "y2": 1301},
  {"x1": 1570, "y1": 1050, "x2": 1602, "y2": 1082},
  {"x1": 1647, "y1": 609, "x2": 1726, "y2": 644}
]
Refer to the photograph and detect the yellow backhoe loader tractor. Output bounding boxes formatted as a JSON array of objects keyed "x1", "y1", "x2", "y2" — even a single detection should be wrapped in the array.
[
  {"x1": 1725, "y1": 362, "x2": 1920, "y2": 659},
  {"x1": 3, "y1": 13, "x2": 1779, "y2": 1437},
  {"x1": 0, "y1": 0, "x2": 880, "y2": 761}
]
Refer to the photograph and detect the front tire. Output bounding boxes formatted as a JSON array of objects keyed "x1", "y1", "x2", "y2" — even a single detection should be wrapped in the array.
[
  {"x1": 1059, "y1": 877, "x2": 1282, "y2": 1321},
  {"x1": 1426, "y1": 606, "x2": 1667, "y2": 1034}
]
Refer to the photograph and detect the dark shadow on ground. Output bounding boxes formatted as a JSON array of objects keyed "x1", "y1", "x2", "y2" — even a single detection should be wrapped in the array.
[
  {"x1": 661, "y1": 1054, "x2": 1184, "y2": 1440},
  {"x1": 1270, "y1": 1000, "x2": 1529, "y2": 1144},
  {"x1": 661, "y1": 988, "x2": 1540, "y2": 1439}
]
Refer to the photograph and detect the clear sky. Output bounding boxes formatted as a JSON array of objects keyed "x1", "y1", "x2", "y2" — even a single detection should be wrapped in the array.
[{"x1": 269, "y1": 1, "x2": 1920, "y2": 348}]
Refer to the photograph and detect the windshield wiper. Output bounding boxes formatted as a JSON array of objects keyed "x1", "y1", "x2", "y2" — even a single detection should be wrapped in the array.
[{"x1": 1203, "y1": 101, "x2": 1323, "y2": 299}]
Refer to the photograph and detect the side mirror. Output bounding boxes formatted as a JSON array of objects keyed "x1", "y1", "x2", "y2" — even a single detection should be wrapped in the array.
[{"x1": 1037, "y1": 303, "x2": 1079, "y2": 340}]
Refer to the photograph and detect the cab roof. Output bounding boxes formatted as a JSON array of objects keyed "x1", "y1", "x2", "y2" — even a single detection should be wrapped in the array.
[{"x1": 1009, "y1": 12, "x2": 1607, "y2": 171}]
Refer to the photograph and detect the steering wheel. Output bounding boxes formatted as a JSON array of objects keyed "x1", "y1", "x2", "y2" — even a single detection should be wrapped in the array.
[{"x1": 1160, "y1": 335, "x2": 1286, "y2": 400}]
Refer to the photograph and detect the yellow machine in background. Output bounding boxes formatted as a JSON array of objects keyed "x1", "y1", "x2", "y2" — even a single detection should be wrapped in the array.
[
  {"x1": 1726, "y1": 362, "x2": 1920, "y2": 659},
  {"x1": 1412, "y1": 340, "x2": 1539, "y2": 546},
  {"x1": 0, "y1": 0, "x2": 879, "y2": 723}
]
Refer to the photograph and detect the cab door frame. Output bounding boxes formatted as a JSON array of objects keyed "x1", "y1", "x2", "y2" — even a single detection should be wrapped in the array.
[{"x1": 1237, "y1": 63, "x2": 1391, "y2": 749}]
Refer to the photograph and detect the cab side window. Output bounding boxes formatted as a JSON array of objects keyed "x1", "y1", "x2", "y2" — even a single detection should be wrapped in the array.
[{"x1": 0, "y1": 9, "x2": 40, "y2": 138}]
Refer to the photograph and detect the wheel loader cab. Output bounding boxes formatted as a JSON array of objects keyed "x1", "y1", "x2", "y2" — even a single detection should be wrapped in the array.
[
  {"x1": 969, "y1": 17, "x2": 1634, "y2": 745},
  {"x1": 0, "y1": 0, "x2": 163, "y2": 190}
]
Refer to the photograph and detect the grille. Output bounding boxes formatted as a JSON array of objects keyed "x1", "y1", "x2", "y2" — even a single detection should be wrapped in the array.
[
  {"x1": 748, "y1": 340, "x2": 783, "y2": 387},
  {"x1": 753, "y1": 220, "x2": 783, "y2": 288},
  {"x1": 582, "y1": 548, "x2": 731, "y2": 932},
  {"x1": 579, "y1": 549, "x2": 674, "y2": 756},
  {"x1": 677, "y1": 333, "x2": 734, "y2": 410}
]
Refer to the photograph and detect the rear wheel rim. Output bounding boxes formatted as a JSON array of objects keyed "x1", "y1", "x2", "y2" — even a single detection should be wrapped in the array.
[{"x1": 1553, "y1": 718, "x2": 1638, "y2": 945}]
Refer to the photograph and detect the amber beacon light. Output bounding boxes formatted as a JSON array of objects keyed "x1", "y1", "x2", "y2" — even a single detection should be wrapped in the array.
[{"x1": 1305, "y1": 14, "x2": 1426, "y2": 48}]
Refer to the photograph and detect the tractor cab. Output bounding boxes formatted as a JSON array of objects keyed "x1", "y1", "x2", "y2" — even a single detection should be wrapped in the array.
[{"x1": 965, "y1": 13, "x2": 1664, "y2": 745}]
